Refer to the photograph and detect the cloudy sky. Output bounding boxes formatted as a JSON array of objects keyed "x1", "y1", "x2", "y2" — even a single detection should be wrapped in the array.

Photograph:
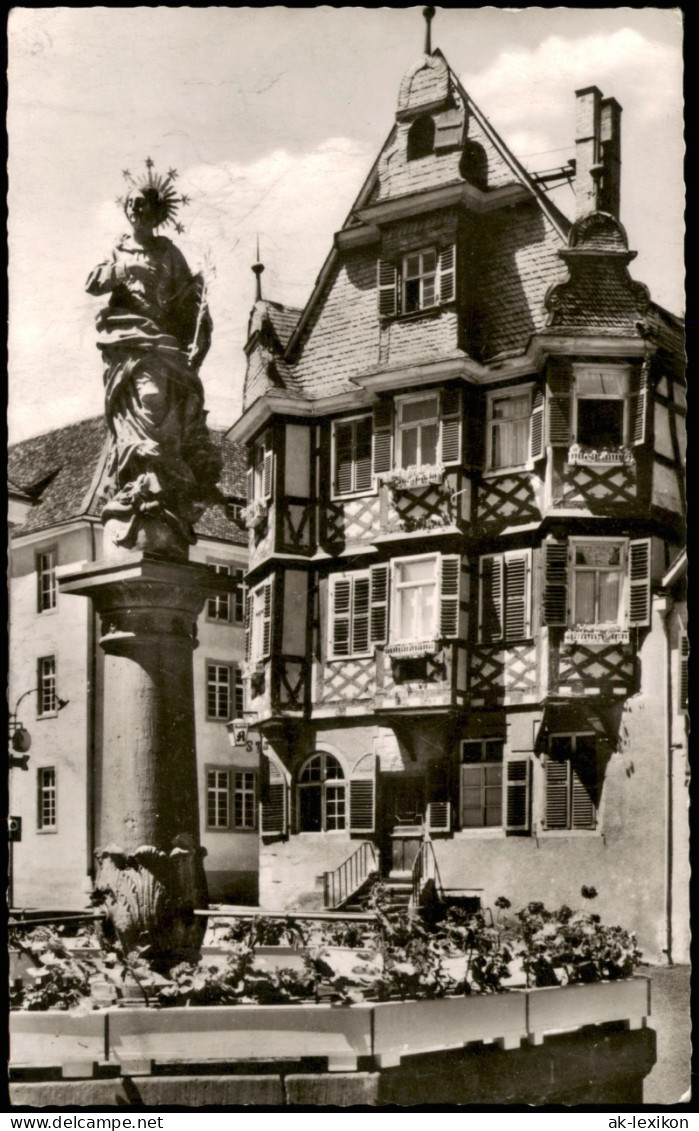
[{"x1": 8, "y1": 7, "x2": 684, "y2": 445}]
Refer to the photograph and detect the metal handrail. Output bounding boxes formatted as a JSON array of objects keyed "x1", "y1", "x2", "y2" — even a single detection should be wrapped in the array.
[
  {"x1": 323, "y1": 841, "x2": 378, "y2": 909},
  {"x1": 411, "y1": 835, "x2": 445, "y2": 908}
]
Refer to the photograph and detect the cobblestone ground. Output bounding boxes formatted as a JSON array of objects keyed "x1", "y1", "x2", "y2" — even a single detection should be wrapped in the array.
[{"x1": 643, "y1": 965, "x2": 692, "y2": 1105}]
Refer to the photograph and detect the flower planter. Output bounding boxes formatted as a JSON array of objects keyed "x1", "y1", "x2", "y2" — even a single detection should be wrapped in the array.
[
  {"x1": 525, "y1": 975, "x2": 650, "y2": 1046},
  {"x1": 10, "y1": 1010, "x2": 106, "y2": 1077},
  {"x1": 107, "y1": 1003, "x2": 374, "y2": 1074},
  {"x1": 372, "y1": 992, "x2": 528, "y2": 1067}
]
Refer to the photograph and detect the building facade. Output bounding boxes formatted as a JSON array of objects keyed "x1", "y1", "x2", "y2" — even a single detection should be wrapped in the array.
[
  {"x1": 8, "y1": 418, "x2": 255, "y2": 908},
  {"x1": 229, "y1": 50, "x2": 688, "y2": 958}
]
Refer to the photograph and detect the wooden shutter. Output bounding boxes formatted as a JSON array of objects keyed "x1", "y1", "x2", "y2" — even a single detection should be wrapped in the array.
[
  {"x1": 262, "y1": 433, "x2": 274, "y2": 500},
  {"x1": 571, "y1": 768, "x2": 596, "y2": 829},
  {"x1": 355, "y1": 416, "x2": 373, "y2": 493},
  {"x1": 440, "y1": 387, "x2": 462, "y2": 465},
  {"x1": 630, "y1": 361, "x2": 649, "y2": 446},
  {"x1": 260, "y1": 761, "x2": 287, "y2": 836},
  {"x1": 334, "y1": 422, "x2": 354, "y2": 496},
  {"x1": 464, "y1": 388, "x2": 485, "y2": 470},
  {"x1": 244, "y1": 593, "x2": 253, "y2": 662},
  {"x1": 438, "y1": 243, "x2": 456, "y2": 303},
  {"x1": 545, "y1": 757, "x2": 569, "y2": 829},
  {"x1": 349, "y1": 780, "x2": 375, "y2": 833},
  {"x1": 679, "y1": 634, "x2": 689, "y2": 711},
  {"x1": 352, "y1": 576, "x2": 371, "y2": 654},
  {"x1": 548, "y1": 369, "x2": 573, "y2": 446},
  {"x1": 628, "y1": 538, "x2": 651, "y2": 627},
  {"x1": 505, "y1": 758, "x2": 530, "y2": 831},
  {"x1": 529, "y1": 386, "x2": 545, "y2": 461},
  {"x1": 261, "y1": 578, "x2": 274, "y2": 658},
  {"x1": 440, "y1": 554, "x2": 461, "y2": 638},
  {"x1": 543, "y1": 539, "x2": 568, "y2": 626},
  {"x1": 330, "y1": 577, "x2": 351, "y2": 658},
  {"x1": 370, "y1": 564, "x2": 389, "y2": 645},
  {"x1": 504, "y1": 552, "x2": 530, "y2": 640},
  {"x1": 480, "y1": 554, "x2": 503, "y2": 643},
  {"x1": 378, "y1": 259, "x2": 398, "y2": 317},
  {"x1": 372, "y1": 401, "x2": 394, "y2": 476},
  {"x1": 246, "y1": 467, "x2": 254, "y2": 503}
]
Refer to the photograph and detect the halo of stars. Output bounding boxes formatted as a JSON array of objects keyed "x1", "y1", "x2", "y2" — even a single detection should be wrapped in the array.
[{"x1": 115, "y1": 158, "x2": 191, "y2": 232}]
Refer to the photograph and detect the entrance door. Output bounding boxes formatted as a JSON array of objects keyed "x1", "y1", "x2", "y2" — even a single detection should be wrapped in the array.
[{"x1": 379, "y1": 777, "x2": 425, "y2": 875}]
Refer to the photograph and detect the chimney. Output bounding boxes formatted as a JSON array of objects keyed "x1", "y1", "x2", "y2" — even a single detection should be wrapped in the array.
[
  {"x1": 599, "y1": 97, "x2": 622, "y2": 218},
  {"x1": 574, "y1": 85, "x2": 603, "y2": 219}
]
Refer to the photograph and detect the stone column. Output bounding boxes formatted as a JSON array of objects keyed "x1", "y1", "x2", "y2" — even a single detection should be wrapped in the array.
[{"x1": 61, "y1": 552, "x2": 233, "y2": 957}]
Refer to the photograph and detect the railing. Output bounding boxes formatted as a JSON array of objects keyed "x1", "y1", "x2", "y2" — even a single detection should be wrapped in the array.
[
  {"x1": 323, "y1": 841, "x2": 378, "y2": 910},
  {"x1": 411, "y1": 836, "x2": 445, "y2": 909}
]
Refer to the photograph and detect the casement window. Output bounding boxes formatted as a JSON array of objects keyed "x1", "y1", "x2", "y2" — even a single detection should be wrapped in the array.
[
  {"x1": 233, "y1": 570, "x2": 246, "y2": 624},
  {"x1": 377, "y1": 245, "x2": 455, "y2": 318},
  {"x1": 207, "y1": 565, "x2": 246, "y2": 624},
  {"x1": 246, "y1": 578, "x2": 274, "y2": 663},
  {"x1": 207, "y1": 663, "x2": 235, "y2": 720},
  {"x1": 479, "y1": 550, "x2": 532, "y2": 643},
  {"x1": 393, "y1": 388, "x2": 463, "y2": 470},
  {"x1": 332, "y1": 415, "x2": 373, "y2": 498},
  {"x1": 206, "y1": 769, "x2": 258, "y2": 831},
  {"x1": 37, "y1": 656, "x2": 56, "y2": 717},
  {"x1": 545, "y1": 734, "x2": 598, "y2": 831},
  {"x1": 329, "y1": 572, "x2": 371, "y2": 658},
  {"x1": 298, "y1": 753, "x2": 346, "y2": 832},
  {"x1": 487, "y1": 388, "x2": 532, "y2": 471},
  {"x1": 247, "y1": 430, "x2": 274, "y2": 503},
  {"x1": 679, "y1": 633, "x2": 689, "y2": 712},
  {"x1": 542, "y1": 537, "x2": 651, "y2": 629},
  {"x1": 547, "y1": 363, "x2": 645, "y2": 450},
  {"x1": 36, "y1": 550, "x2": 57, "y2": 612},
  {"x1": 460, "y1": 740, "x2": 530, "y2": 832},
  {"x1": 37, "y1": 767, "x2": 56, "y2": 831},
  {"x1": 390, "y1": 553, "x2": 462, "y2": 644}
]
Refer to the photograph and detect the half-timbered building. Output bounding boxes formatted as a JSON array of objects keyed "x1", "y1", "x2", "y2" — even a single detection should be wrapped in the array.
[{"x1": 228, "y1": 43, "x2": 687, "y2": 958}]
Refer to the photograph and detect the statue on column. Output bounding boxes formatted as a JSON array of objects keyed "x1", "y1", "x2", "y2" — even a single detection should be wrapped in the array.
[{"x1": 87, "y1": 161, "x2": 222, "y2": 556}]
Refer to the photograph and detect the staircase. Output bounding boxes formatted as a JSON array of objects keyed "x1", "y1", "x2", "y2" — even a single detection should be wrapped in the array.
[{"x1": 382, "y1": 870, "x2": 413, "y2": 912}]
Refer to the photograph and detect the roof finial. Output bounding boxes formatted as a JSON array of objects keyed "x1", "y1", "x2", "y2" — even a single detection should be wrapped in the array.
[
  {"x1": 423, "y1": 6, "x2": 436, "y2": 55},
  {"x1": 252, "y1": 235, "x2": 265, "y2": 302}
]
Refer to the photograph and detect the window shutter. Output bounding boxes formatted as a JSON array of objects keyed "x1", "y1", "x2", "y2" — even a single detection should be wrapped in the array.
[
  {"x1": 548, "y1": 369, "x2": 573, "y2": 446},
  {"x1": 480, "y1": 555, "x2": 503, "y2": 643},
  {"x1": 545, "y1": 758, "x2": 569, "y2": 829},
  {"x1": 246, "y1": 467, "x2": 254, "y2": 503},
  {"x1": 543, "y1": 539, "x2": 568, "y2": 626},
  {"x1": 465, "y1": 389, "x2": 485, "y2": 470},
  {"x1": 352, "y1": 576, "x2": 371, "y2": 654},
  {"x1": 630, "y1": 361, "x2": 649, "y2": 446},
  {"x1": 349, "y1": 780, "x2": 375, "y2": 834},
  {"x1": 427, "y1": 801, "x2": 451, "y2": 832},
  {"x1": 504, "y1": 552, "x2": 530, "y2": 640},
  {"x1": 370, "y1": 564, "x2": 389, "y2": 645},
  {"x1": 245, "y1": 593, "x2": 253, "y2": 662},
  {"x1": 679, "y1": 634, "x2": 689, "y2": 711},
  {"x1": 262, "y1": 578, "x2": 274, "y2": 658},
  {"x1": 440, "y1": 554, "x2": 461, "y2": 639},
  {"x1": 260, "y1": 761, "x2": 287, "y2": 836},
  {"x1": 571, "y1": 768, "x2": 596, "y2": 829},
  {"x1": 377, "y1": 259, "x2": 398, "y2": 317},
  {"x1": 505, "y1": 759, "x2": 530, "y2": 831},
  {"x1": 529, "y1": 387, "x2": 545, "y2": 461},
  {"x1": 628, "y1": 538, "x2": 651, "y2": 627},
  {"x1": 372, "y1": 401, "x2": 394, "y2": 476},
  {"x1": 334, "y1": 423, "x2": 354, "y2": 496},
  {"x1": 330, "y1": 577, "x2": 351, "y2": 658},
  {"x1": 262, "y1": 435, "x2": 274, "y2": 501},
  {"x1": 355, "y1": 416, "x2": 373, "y2": 492},
  {"x1": 440, "y1": 386, "x2": 462, "y2": 465},
  {"x1": 438, "y1": 244, "x2": 456, "y2": 304}
]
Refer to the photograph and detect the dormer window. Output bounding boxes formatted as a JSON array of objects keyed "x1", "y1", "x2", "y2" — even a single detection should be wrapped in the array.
[
  {"x1": 377, "y1": 245, "x2": 455, "y2": 318},
  {"x1": 403, "y1": 249, "x2": 438, "y2": 312},
  {"x1": 407, "y1": 115, "x2": 435, "y2": 161}
]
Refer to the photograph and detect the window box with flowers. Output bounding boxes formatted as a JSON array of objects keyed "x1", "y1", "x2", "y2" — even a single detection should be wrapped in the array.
[
  {"x1": 381, "y1": 464, "x2": 445, "y2": 492},
  {"x1": 563, "y1": 623, "x2": 631, "y2": 646},
  {"x1": 567, "y1": 444, "x2": 635, "y2": 468},
  {"x1": 241, "y1": 501, "x2": 269, "y2": 530}
]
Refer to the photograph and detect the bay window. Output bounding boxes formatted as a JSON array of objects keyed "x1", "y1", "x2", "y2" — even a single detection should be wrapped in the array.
[
  {"x1": 487, "y1": 388, "x2": 532, "y2": 471},
  {"x1": 572, "y1": 541, "x2": 623, "y2": 626},
  {"x1": 332, "y1": 415, "x2": 373, "y2": 497},
  {"x1": 574, "y1": 366, "x2": 628, "y2": 448},
  {"x1": 397, "y1": 394, "x2": 440, "y2": 468}
]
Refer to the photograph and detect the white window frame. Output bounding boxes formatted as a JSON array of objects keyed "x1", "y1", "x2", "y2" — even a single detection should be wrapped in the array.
[
  {"x1": 206, "y1": 767, "x2": 231, "y2": 829},
  {"x1": 395, "y1": 392, "x2": 441, "y2": 471},
  {"x1": 570, "y1": 537, "x2": 626, "y2": 628},
  {"x1": 206, "y1": 661, "x2": 237, "y2": 721},
  {"x1": 233, "y1": 770, "x2": 258, "y2": 831},
  {"x1": 207, "y1": 563, "x2": 232, "y2": 623},
  {"x1": 331, "y1": 414, "x2": 376, "y2": 500},
  {"x1": 485, "y1": 384, "x2": 533, "y2": 475},
  {"x1": 460, "y1": 739, "x2": 505, "y2": 830},
  {"x1": 402, "y1": 246, "x2": 438, "y2": 313},
  {"x1": 390, "y1": 553, "x2": 439, "y2": 645},
  {"x1": 297, "y1": 752, "x2": 347, "y2": 833},
  {"x1": 544, "y1": 732, "x2": 598, "y2": 833},
  {"x1": 36, "y1": 549, "x2": 57, "y2": 613},
  {"x1": 328, "y1": 570, "x2": 372, "y2": 660},
  {"x1": 37, "y1": 656, "x2": 57, "y2": 718},
  {"x1": 37, "y1": 766, "x2": 57, "y2": 832},
  {"x1": 572, "y1": 364, "x2": 630, "y2": 448}
]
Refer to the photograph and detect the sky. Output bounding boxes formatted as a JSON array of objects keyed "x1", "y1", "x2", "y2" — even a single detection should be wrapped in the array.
[{"x1": 8, "y1": 7, "x2": 684, "y2": 446}]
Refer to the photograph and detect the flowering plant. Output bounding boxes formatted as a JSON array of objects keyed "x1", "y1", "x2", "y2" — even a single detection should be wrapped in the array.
[
  {"x1": 241, "y1": 500, "x2": 268, "y2": 529},
  {"x1": 567, "y1": 444, "x2": 635, "y2": 467},
  {"x1": 381, "y1": 464, "x2": 445, "y2": 490}
]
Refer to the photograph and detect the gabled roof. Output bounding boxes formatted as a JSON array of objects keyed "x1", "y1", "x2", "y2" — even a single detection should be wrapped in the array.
[{"x1": 8, "y1": 417, "x2": 248, "y2": 545}]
